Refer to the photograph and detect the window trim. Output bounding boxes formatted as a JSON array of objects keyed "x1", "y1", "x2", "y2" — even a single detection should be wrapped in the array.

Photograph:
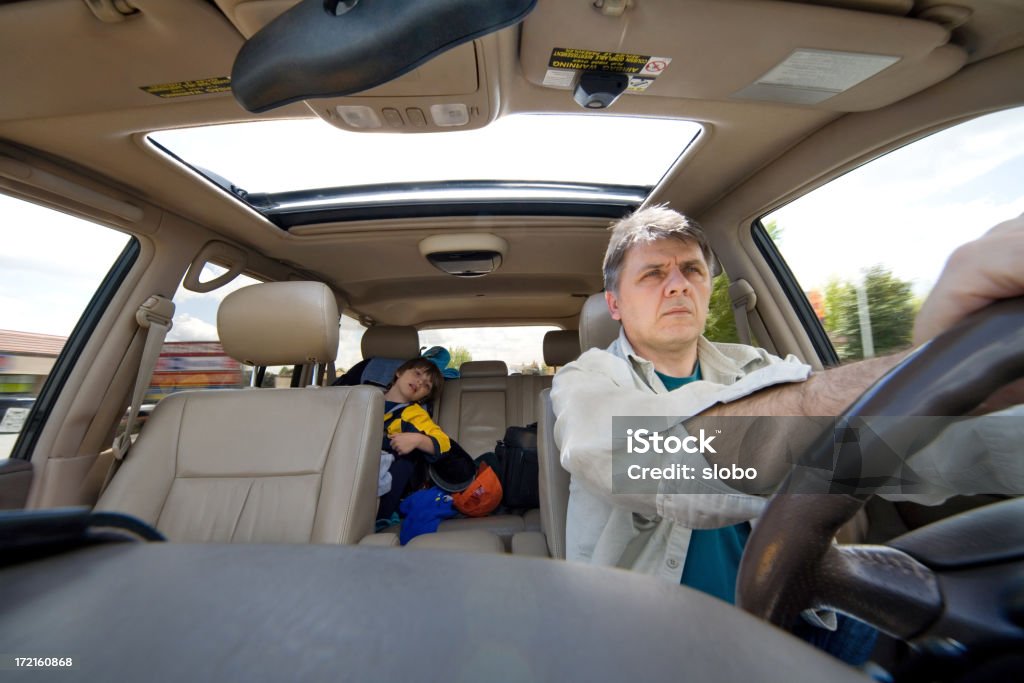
[
  {"x1": 11, "y1": 237, "x2": 141, "y2": 461},
  {"x1": 750, "y1": 220, "x2": 840, "y2": 367}
]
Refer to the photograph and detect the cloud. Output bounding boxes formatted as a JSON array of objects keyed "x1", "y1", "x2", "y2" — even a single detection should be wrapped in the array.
[
  {"x1": 171, "y1": 267, "x2": 262, "y2": 303},
  {"x1": 167, "y1": 313, "x2": 219, "y2": 342},
  {"x1": 768, "y1": 108, "x2": 1024, "y2": 294}
]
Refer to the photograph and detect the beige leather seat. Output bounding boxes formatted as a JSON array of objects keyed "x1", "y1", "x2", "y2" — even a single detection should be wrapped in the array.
[
  {"x1": 542, "y1": 329, "x2": 581, "y2": 371},
  {"x1": 338, "y1": 324, "x2": 419, "y2": 391},
  {"x1": 526, "y1": 298, "x2": 618, "y2": 558},
  {"x1": 361, "y1": 324, "x2": 419, "y2": 361},
  {"x1": 577, "y1": 292, "x2": 621, "y2": 356},
  {"x1": 433, "y1": 360, "x2": 539, "y2": 545},
  {"x1": 96, "y1": 281, "x2": 384, "y2": 544},
  {"x1": 536, "y1": 330, "x2": 581, "y2": 553},
  {"x1": 438, "y1": 360, "x2": 545, "y2": 458},
  {"x1": 372, "y1": 334, "x2": 583, "y2": 551}
]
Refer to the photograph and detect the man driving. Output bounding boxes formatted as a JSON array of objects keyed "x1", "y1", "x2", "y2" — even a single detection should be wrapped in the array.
[{"x1": 551, "y1": 205, "x2": 1024, "y2": 660}]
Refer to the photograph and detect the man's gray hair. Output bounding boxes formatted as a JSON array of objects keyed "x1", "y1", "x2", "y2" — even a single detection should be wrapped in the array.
[{"x1": 602, "y1": 205, "x2": 720, "y2": 294}]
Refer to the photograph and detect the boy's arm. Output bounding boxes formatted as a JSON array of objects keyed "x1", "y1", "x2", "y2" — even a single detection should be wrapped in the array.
[
  {"x1": 399, "y1": 405, "x2": 452, "y2": 455},
  {"x1": 389, "y1": 432, "x2": 436, "y2": 456}
]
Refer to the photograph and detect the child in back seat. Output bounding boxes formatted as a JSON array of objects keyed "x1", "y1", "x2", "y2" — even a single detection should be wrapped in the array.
[{"x1": 375, "y1": 357, "x2": 473, "y2": 527}]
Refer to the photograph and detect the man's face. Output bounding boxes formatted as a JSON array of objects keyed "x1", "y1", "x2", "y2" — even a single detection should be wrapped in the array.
[{"x1": 606, "y1": 238, "x2": 713, "y2": 360}]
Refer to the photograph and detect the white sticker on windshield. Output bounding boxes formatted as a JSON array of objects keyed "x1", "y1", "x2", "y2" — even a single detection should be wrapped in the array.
[{"x1": 0, "y1": 407, "x2": 30, "y2": 433}]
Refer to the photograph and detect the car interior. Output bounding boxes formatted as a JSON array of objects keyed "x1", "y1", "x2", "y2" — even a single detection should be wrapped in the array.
[{"x1": 1, "y1": 0, "x2": 1023, "y2": 680}]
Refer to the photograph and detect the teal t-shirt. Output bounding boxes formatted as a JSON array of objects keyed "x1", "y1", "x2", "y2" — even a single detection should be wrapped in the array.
[{"x1": 656, "y1": 362, "x2": 751, "y2": 604}]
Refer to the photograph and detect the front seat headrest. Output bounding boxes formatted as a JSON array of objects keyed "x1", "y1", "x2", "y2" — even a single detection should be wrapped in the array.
[
  {"x1": 360, "y1": 325, "x2": 419, "y2": 360},
  {"x1": 459, "y1": 361, "x2": 508, "y2": 378},
  {"x1": 218, "y1": 281, "x2": 339, "y2": 366},
  {"x1": 543, "y1": 330, "x2": 580, "y2": 367},
  {"x1": 579, "y1": 292, "x2": 620, "y2": 352}
]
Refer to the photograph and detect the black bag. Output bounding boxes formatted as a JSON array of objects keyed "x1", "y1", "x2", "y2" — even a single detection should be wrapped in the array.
[{"x1": 494, "y1": 423, "x2": 539, "y2": 510}]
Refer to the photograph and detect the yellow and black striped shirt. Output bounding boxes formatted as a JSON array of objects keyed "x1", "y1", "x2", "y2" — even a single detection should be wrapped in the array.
[{"x1": 383, "y1": 401, "x2": 451, "y2": 457}]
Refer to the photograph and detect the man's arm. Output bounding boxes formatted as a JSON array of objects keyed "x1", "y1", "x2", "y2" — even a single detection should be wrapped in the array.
[
  {"x1": 683, "y1": 354, "x2": 908, "y2": 491},
  {"x1": 711, "y1": 211, "x2": 1024, "y2": 420},
  {"x1": 701, "y1": 352, "x2": 907, "y2": 418},
  {"x1": 691, "y1": 213, "x2": 1024, "y2": 494}
]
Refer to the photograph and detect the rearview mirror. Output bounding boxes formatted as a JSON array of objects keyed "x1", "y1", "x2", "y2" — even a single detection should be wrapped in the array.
[{"x1": 231, "y1": 0, "x2": 537, "y2": 113}]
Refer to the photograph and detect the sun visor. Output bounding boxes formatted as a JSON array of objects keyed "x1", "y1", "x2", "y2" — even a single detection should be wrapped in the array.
[
  {"x1": 519, "y1": 0, "x2": 966, "y2": 112},
  {"x1": 231, "y1": 0, "x2": 537, "y2": 113}
]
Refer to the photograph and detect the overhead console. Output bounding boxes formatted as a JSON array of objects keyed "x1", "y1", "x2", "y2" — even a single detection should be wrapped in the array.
[
  {"x1": 217, "y1": 0, "x2": 532, "y2": 132},
  {"x1": 519, "y1": 0, "x2": 968, "y2": 112}
]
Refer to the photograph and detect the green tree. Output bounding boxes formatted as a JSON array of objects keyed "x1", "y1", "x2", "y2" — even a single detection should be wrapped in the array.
[
  {"x1": 763, "y1": 218, "x2": 782, "y2": 243},
  {"x1": 240, "y1": 368, "x2": 277, "y2": 388},
  {"x1": 823, "y1": 265, "x2": 915, "y2": 361},
  {"x1": 704, "y1": 220, "x2": 784, "y2": 345},
  {"x1": 448, "y1": 346, "x2": 473, "y2": 369},
  {"x1": 704, "y1": 273, "x2": 739, "y2": 343}
]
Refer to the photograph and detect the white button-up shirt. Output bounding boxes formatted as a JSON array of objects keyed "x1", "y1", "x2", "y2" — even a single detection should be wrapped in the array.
[
  {"x1": 551, "y1": 329, "x2": 812, "y2": 581},
  {"x1": 552, "y1": 328, "x2": 1024, "y2": 583}
]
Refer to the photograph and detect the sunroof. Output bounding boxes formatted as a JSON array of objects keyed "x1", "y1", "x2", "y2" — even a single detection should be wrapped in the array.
[{"x1": 150, "y1": 114, "x2": 701, "y2": 226}]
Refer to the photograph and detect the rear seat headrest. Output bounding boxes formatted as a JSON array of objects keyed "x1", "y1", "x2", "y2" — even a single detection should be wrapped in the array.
[
  {"x1": 458, "y1": 360, "x2": 508, "y2": 378},
  {"x1": 543, "y1": 330, "x2": 580, "y2": 367},
  {"x1": 580, "y1": 292, "x2": 621, "y2": 352},
  {"x1": 218, "y1": 281, "x2": 338, "y2": 366},
  {"x1": 360, "y1": 325, "x2": 419, "y2": 360}
]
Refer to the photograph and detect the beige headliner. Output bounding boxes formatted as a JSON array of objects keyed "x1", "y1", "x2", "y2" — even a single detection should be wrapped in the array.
[{"x1": 2, "y1": 0, "x2": 1024, "y2": 329}]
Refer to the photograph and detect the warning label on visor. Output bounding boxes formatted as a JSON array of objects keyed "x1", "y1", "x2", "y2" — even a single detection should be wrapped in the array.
[
  {"x1": 545, "y1": 48, "x2": 671, "y2": 92},
  {"x1": 141, "y1": 77, "x2": 232, "y2": 99},
  {"x1": 548, "y1": 47, "x2": 652, "y2": 73}
]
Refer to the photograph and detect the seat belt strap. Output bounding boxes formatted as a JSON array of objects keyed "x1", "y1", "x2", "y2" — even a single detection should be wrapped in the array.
[
  {"x1": 111, "y1": 295, "x2": 174, "y2": 462},
  {"x1": 729, "y1": 279, "x2": 757, "y2": 346}
]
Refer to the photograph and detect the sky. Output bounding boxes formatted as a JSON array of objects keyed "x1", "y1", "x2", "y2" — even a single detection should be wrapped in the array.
[
  {"x1": 765, "y1": 107, "x2": 1024, "y2": 296},
  {"x1": 3, "y1": 107, "x2": 1023, "y2": 369},
  {"x1": 151, "y1": 114, "x2": 702, "y2": 192}
]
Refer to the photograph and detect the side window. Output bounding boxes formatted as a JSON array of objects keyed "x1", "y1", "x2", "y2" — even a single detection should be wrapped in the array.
[
  {"x1": 705, "y1": 269, "x2": 739, "y2": 344},
  {"x1": 144, "y1": 265, "x2": 262, "y2": 404},
  {"x1": 763, "y1": 106, "x2": 1024, "y2": 363},
  {"x1": 0, "y1": 194, "x2": 132, "y2": 456},
  {"x1": 336, "y1": 313, "x2": 367, "y2": 379}
]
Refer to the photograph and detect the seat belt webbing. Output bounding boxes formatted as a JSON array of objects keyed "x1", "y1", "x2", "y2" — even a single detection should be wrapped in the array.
[
  {"x1": 728, "y1": 279, "x2": 757, "y2": 346},
  {"x1": 111, "y1": 295, "x2": 174, "y2": 463}
]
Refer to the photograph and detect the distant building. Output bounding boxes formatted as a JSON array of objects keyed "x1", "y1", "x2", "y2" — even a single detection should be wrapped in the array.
[
  {"x1": 0, "y1": 329, "x2": 66, "y2": 395},
  {"x1": 146, "y1": 341, "x2": 244, "y2": 401},
  {"x1": 806, "y1": 289, "x2": 826, "y2": 321}
]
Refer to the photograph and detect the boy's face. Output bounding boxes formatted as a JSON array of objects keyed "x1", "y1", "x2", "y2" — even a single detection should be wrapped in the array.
[{"x1": 393, "y1": 366, "x2": 434, "y2": 403}]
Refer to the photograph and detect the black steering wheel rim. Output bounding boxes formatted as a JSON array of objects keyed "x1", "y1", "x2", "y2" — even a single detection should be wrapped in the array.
[{"x1": 736, "y1": 296, "x2": 1024, "y2": 630}]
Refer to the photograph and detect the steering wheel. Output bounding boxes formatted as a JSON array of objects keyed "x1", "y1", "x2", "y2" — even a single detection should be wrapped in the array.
[{"x1": 736, "y1": 298, "x2": 1024, "y2": 667}]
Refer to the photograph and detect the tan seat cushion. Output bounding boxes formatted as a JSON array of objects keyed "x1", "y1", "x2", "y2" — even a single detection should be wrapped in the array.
[{"x1": 97, "y1": 385, "x2": 383, "y2": 544}]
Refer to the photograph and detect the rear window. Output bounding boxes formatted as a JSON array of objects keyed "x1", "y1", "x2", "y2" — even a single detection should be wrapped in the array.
[{"x1": 420, "y1": 326, "x2": 560, "y2": 375}]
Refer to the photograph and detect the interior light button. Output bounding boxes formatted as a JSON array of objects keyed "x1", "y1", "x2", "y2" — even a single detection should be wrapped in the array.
[
  {"x1": 335, "y1": 105, "x2": 382, "y2": 129},
  {"x1": 382, "y1": 108, "x2": 404, "y2": 127},
  {"x1": 406, "y1": 108, "x2": 427, "y2": 128},
  {"x1": 429, "y1": 103, "x2": 469, "y2": 127}
]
